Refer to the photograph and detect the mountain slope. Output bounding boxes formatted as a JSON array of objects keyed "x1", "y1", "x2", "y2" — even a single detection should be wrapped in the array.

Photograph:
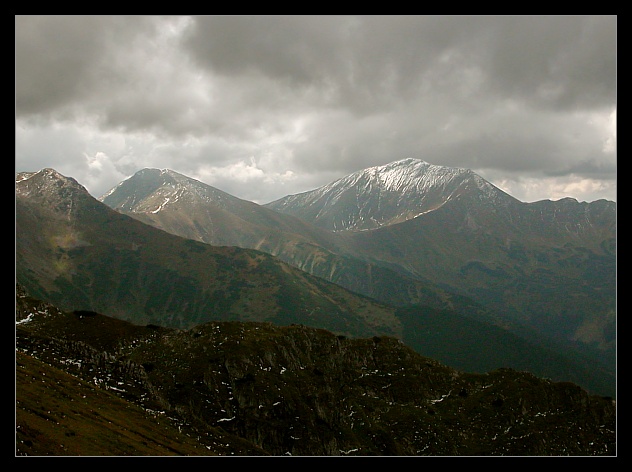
[
  {"x1": 100, "y1": 168, "x2": 346, "y2": 252},
  {"x1": 16, "y1": 352, "x2": 228, "y2": 456},
  {"x1": 266, "y1": 159, "x2": 616, "y2": 352},
  {"x1": 15, "y1": 286, "x2": 267, "y2": 456},
  {"x1": 99, "y1": 167, "x2": 513, "y2": 318},
  {"x1": 15, "y1": 168, "x2": 401, "y2": 337},
  {"x1": 348, "y1": 188, "x2": 616, "y2": 353},
  {"x1": 265, "y1": 158, "x2": 518, "y2": 232},
  {"x1": 16, "y1": 168, "x2": 615, "y2": 396},
  {"x1": 16, "y1": 287, "x2": 616, "y2": 456}
]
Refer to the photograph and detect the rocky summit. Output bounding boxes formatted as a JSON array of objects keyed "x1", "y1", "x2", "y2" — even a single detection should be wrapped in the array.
[{"x1": 264, "y1": 158, "x2": 516, "y2": 232}]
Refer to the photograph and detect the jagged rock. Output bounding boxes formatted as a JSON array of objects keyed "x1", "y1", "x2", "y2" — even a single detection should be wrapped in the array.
[{"x1": 16, "y1": 288, "x2": 616, "y2": 456}]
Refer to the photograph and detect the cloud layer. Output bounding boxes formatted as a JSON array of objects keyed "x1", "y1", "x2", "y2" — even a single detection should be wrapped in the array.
[{"x1": 16, "y1": 15, "x2": 616, "y2": 203}]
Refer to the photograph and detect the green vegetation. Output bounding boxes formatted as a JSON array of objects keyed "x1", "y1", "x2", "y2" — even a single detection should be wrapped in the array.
[{"x1": 397, "y1": 304, "x2": 615, "y2": 397}]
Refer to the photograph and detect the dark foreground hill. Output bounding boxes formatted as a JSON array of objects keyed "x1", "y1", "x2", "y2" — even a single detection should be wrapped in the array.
[{"x1": 16, "y1": 286, "x2": 616, "y2": 456}]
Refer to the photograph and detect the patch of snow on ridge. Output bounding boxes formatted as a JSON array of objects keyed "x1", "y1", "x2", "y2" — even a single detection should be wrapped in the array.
[
  {"x1": 16, "y1": 172, "x2": 36, "y2": 183},
  {"x1": 326, "y1": 158, "x2": 469, "y2": 198},
  {"x1": 150, "y1": 197, "x2": 171, "y2": 214},
  {"x1": 16, "y1": 313, "x2": 35, "y2": 325}
]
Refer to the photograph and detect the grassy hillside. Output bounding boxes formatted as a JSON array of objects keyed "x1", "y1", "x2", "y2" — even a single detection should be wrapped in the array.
[
  {"x1": 397, "y1": 304, "x2": 616, "y2": 397},
  {"x1": 16, "y1": 182, "x2": 401, "y2": 338},
  {"x1": 16, "y1": 352, "x2": 221, "y2": 456}
]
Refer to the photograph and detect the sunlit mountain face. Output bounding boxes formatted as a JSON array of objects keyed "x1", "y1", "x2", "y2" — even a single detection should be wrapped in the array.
[{"x1": 265, "y1": 158, "x2": 518, "y2": 232}]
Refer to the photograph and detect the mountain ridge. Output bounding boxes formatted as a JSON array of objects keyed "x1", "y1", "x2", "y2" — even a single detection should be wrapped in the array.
[
  {"x1": 260, "y1": 158, "x2": 615, "y2": 357},
  {"x1": 16, "y1": 284, "x2": 616, "y2": 456},
  {"x1": 100, "y1": 167, "x2": 249, "y2": 214},
  {"x1": 98, "y1": 164, "x2": 512, "y2": 320},
  {"x1": 17, "y1": 167, "x2": 617, "y2": 396},
  {"x1": 98, "y1": 161, "x2": 615, "y2": 358},
  {"x1": 265, "y1": 158, "x2": 521, "y2": 232},
  {"x1": 16, "y1": 168, "x2": 402, "y2": 338}
]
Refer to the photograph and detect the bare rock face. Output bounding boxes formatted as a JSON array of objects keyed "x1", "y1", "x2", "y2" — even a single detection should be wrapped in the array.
[{"x1": 160, "y1": 324, "x2": 614, "y2": 456}]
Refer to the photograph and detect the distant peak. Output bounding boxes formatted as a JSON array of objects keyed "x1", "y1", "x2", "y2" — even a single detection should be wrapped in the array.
[
  {"x1": 22, "y1": 167, "x2": 66, "y2": 180},
  {"x1": 358, "y1": 159, "x2": 466, "y2": 177},
  {"x1": 391, "y1": 158, "x2": 429, "y2": 166},
  {"x1": 135, "y1": 167, "x2": 169, "y2": 176},
  {"x1": 265, "y1": 158, "x2": 513, "y2": 232},
  {"x1": 15, "y1": 167, "x2": 90, "y2": 201},
  {"x1": 366, "y1": 158, "x2": 428, "y2": 171},
  {"x1": 16, "y1": 167, "x2": 85, "y2": 188},
  {"x1": 133, "y1": 167, "x2": 191, "y2": 182}
]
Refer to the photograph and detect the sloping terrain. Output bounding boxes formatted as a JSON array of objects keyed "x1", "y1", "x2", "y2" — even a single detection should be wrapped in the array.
[
  {"x1": 15, "y1": 168, "x2": 616, "y2": 397},
  {"x1": 265, "y1": 159, "x2": 616, "y2": 383},
  {"x1": 348, "y1": 191, "x2": 616, "y2": 352},
  {"x1": 15, "y1": 287, "x2": 266, "y2": 456},
  {"x1": 265, "y1": 158, "x2": 516, "y2": 232},
  {"x1": 16, "y1": 286, "x2": 616, "y2": 456},
  {"x1": 16, "y1": 168, "x2": 401, "y2": 338},
  {"x1": 99, "y1": 168, "x2": 495, "y2": 316},
  {"x1": 17, "y1": 352, "x2": 226, "y2": 456},
  {"x1": 100, "y1": 168, "x2": 353, "y2": 264},
  {"x1": 100, "y1": 162, "x2": 616, "y2": 357}
]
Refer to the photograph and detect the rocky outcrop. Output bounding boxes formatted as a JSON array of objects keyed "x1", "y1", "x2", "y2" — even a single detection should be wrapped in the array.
[
  {"x1": 16, "y1": 291, "x2": 616, "y2": 456},
  {"x1": 148, "y1": 323, "x2": 615, "y2": 456}
]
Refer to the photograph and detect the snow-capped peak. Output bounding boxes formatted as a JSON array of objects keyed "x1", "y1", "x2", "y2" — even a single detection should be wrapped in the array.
[
  {"x1": 346, "y1": 158, "x2": 468, "y2": 193},
  {"x1": 99, "y1": 168, "x2": 240, "y2": 215},
  {"x1": 16, "y1": 168, "x2": 89, "y2": 198},
  {"x1": 266, "y1": 158, "x2": 510, "y2": 232}
]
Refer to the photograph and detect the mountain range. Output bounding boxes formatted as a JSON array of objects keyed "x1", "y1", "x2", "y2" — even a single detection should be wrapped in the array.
[
  {"x1": 16, "y1": 160, "x2": 616, "y2": 399},
  {"x1": 98, "y1": 167, "x2": 497, "y2": 315},
  {"x1": 16, "y1": 168, "x2": 401, "y2": 338},
  {"x1": 99, "y1": 160, "x2": 615, "y2": 389},
  {"x1": 266, "y1": 159, "x2": 615, "y2": 352}
]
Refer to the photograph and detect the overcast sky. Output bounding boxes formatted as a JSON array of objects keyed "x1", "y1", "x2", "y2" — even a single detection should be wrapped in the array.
[{"x1": 15, "y1": 15, "x2": 616, "y2": 204}]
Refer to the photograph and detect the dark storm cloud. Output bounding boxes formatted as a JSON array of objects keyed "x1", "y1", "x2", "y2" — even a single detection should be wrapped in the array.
[
  {"x1": 15, "y1": 15, "x2": 213, "y2": 137},
  {"x1": 15, "y1": 16, "x2": 157, "y2": 118},
  {"x1": 183, "y1": 15, "x2": 482, "y2": 115},
  {"x1": 15, "y1": 15, "x2": 106, "y2": 116},
  {"x1": 15, "y1": 15, "x2": 616, "y2": 203},
  {"x1": 485, "y1": 15, "x2": 616, "y2": 110},
  {"x1": 183, "y1": 15, "x2": 616, "y2": 114},
  {"x1": 180, "y1": 15, "x2": 616, "y2": 184}
]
